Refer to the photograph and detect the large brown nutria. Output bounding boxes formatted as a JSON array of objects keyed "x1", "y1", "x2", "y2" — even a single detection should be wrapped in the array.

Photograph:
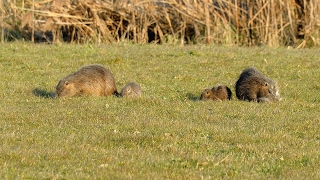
[
  {"x1": 200, "y1": 85, "x2": 232, "y2": 101},
  {"x1": 56, "y1": 64, "x2": 119, "y2": 98},
  {"x1": 120, "y1": 82, "x2": 142, "y2": 98},
  {"x1": 235, "y1": 67, "x2": 280, "y2": 102}
]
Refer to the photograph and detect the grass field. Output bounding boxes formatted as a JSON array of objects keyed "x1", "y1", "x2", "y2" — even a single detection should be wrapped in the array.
[{"x1": 0, "y1": 42, "x2": 320, "y2": 179}]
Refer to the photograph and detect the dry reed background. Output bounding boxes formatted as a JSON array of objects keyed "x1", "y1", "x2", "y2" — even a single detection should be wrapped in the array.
[{"x1": 1, "y1": 0, "x2": 320, "y2": 47}]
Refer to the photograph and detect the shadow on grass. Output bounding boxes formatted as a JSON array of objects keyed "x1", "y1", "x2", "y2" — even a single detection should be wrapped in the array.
[
  {"x1": 32, "y1": 88, "x2": 56, "y2": 99},
  {"x1": 186, "y1": 93, "x2": 200, "y2": 101}
]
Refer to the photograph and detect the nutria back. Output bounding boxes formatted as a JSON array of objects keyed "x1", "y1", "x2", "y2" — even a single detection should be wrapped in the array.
[
  {"x1": 56, "y1": 64, "x2": 118, "y2": 98},
  {"x1": 120, "y1": 82, "x2": 142, "y2": 98},
  {"x1": 200, "y1": 85, "x2": 232, "y2": 101},
  {"x1": 235, "y1": 67, "x2": 280, "y2": 102}
]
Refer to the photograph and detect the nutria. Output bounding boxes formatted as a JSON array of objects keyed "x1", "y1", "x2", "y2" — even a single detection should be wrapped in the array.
[
  {"x1": 235, "y1": 67, "x2": 280, "y2": 102},
  {"x1": 120, "y1": 82, "x2": 142, "y2": 98},
  {"x1": 200, "y1": 85, "x2": 232, "y2": 101},
  {"x1": 56, "y1": 64, "x2": 119, "y2": 98}
]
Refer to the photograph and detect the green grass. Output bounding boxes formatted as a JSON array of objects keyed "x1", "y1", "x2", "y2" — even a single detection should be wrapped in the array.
[{"x1": 1, "y1": 42, "x2": 320, "y2": 179}]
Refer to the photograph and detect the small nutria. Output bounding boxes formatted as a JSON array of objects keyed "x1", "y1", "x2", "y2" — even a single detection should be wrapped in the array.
[
  {"x1": 235, "y1": 67, "x2": 280, "y2": 102},
  {"x1": 200, "y1": 85, "x2": 232, "y2": 101},
  {"x1": 56, "y1": 64, "x2": 119, "y2": 98},
  {"x1": 120, "y1": 82, "x2": 142, "y2": 98}
]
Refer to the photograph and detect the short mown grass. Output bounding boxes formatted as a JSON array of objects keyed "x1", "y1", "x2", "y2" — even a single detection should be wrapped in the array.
[{"x1": 0, "y1": 42, "x2": 320, "y2": 179}]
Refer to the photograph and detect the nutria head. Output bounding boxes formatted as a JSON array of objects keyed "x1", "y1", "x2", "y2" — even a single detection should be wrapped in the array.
[
  {"x1": 199, "y1": 88, "x2": 212, "y2": 100},
  {"x1": 266, "y1": 81, "x2": 281, "y2": 101},
  {"x1": 55, "y1": 79, "x2": 78, "y2": 98},
  {"x1": 120, "y1": 82, "x2": 142, "y2": 98}
]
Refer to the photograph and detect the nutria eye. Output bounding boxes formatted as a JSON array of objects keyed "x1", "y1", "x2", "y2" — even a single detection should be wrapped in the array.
[{"x1": 65, "y1": 81, "x2": 69, "y2": 86}]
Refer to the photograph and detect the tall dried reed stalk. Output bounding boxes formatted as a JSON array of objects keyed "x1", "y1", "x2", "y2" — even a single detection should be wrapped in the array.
[{"x1": 1, "y1": 0, "x2": 320, "y2": 47}]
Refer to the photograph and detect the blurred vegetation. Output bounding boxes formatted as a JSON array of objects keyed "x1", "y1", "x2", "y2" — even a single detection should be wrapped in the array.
[{"x1": 1, "y1": 0, "x2": 320, "y2": 47}]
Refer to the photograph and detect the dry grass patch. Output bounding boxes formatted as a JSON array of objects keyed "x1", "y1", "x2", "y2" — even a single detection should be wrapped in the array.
[{"x1": 1, "y1": 0, "x2": 320, "y2": 47}]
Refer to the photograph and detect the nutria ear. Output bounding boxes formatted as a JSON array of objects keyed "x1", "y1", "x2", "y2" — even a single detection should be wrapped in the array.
[
  {"x1": 65, "y1": 81, "x2": 69, "y2": 86},
  {"x1": 126, "y1": 86, "x2": 132, "y2": 92},
  {"x1": 217, "y1": 86, "x2": 223, "y2": 91}
]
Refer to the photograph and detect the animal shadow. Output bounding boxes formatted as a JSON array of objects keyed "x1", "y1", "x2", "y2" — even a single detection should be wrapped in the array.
[
  {"x1": 186, "y1": 93, "x2": 200, "y2": 101},
  {"x1": 32, "y1": 88, "x2": 56, "y2": 99}
]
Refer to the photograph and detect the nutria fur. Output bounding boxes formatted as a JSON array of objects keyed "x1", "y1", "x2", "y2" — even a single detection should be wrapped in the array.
[
  {"x1": 200, "y1": 85, "x2": 232, "y2": 101},
  {"x1": 235, "y1": 67, "x2": 280, "y2": 102},
  {"x1": 120, "y1": 82, "x2": 142, "y2": 98},
  {"x1": 56, "y1": 64, "x2": 118, "y2": 98}
]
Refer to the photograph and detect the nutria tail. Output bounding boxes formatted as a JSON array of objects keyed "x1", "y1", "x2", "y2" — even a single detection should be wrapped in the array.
[
  {"x1": 113, "y1": 91, "x2": 121, "y2": 97},
  {"x1": 226, "y1": 86, "x2": 232, "y2": 100}
]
